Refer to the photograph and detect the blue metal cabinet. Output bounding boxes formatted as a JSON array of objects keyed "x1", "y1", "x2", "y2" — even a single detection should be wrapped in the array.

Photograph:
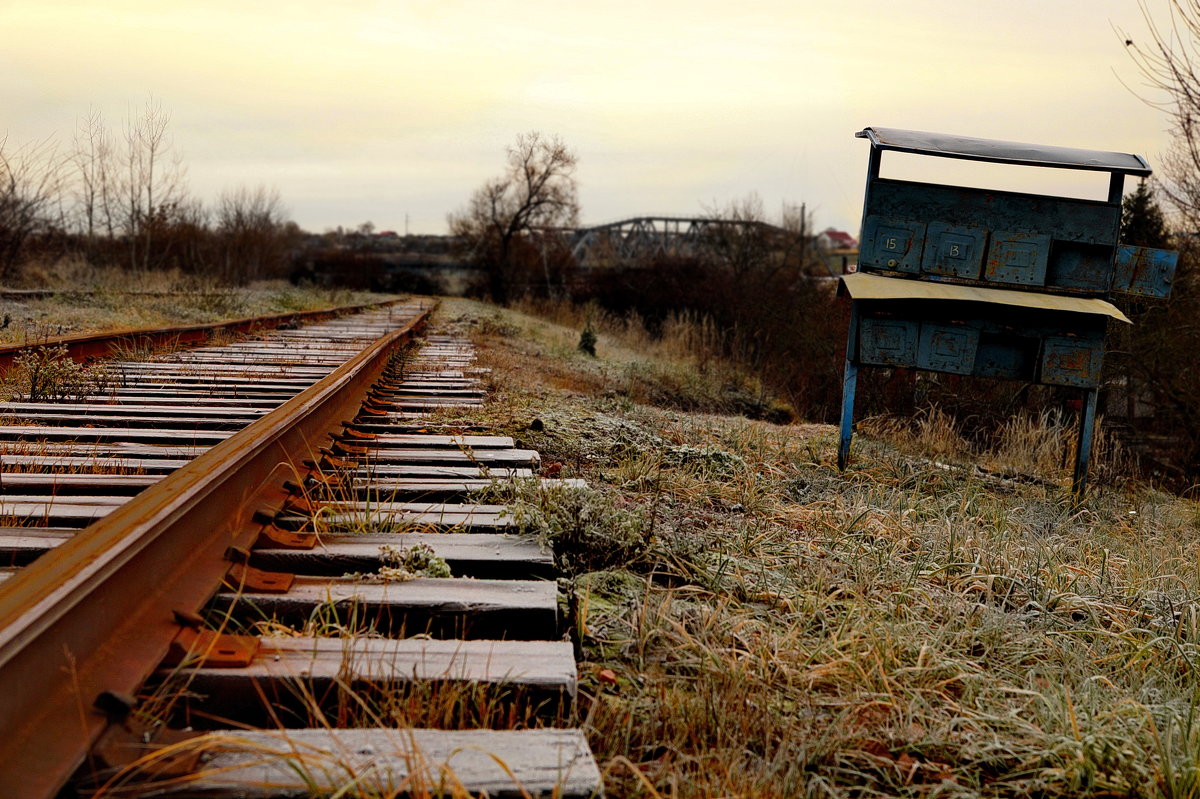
[
  {"x1": 858, "y1": 316, "x2": 918, "y2": 366},
  {"x1": 985, "y1": 231, "x2": 1051, "y2": 286},
  {"x1": 917, "y1": 322, "x2": 978, "y2": 374},
  {"x1": 859, "y1": 216, "x2": 925, "y2": 273},
  {"x1": 1114, "y1": 245, "x2": 1178, "y2": 298},
  {"x1": 922, "y1": 222, "x2": 987, "y2": 279},
  {"x1": 842, "y1": 126, "x2": 1172, "y2": 498}
]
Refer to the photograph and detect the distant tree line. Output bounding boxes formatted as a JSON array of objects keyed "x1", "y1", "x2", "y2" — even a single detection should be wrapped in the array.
[
  {"x1": 1111, "y1": 2, "x2": 1200, "y2": 488},
  {"x1": 448, "y1": 134, "x2": 844, "y2": 421},
  {"x1": 0, "y1": 97, "x2": 299, "y2": 284}
]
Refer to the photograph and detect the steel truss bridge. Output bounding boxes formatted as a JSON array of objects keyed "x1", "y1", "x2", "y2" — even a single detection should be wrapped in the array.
[{"x1": 544, "y1": 216, "x2": 793, "y2": 268}]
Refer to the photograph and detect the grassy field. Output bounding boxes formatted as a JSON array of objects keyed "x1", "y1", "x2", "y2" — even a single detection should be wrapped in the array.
[
  {"x1": 15, "y1": 283, "x2": 1199, "y2": 797},
  {"x1": 428, "y1": 298, "x2": 1200, "y2": 798},
  {"x1": 0, "y1": 260, "x2": 393, "y2": 344}
]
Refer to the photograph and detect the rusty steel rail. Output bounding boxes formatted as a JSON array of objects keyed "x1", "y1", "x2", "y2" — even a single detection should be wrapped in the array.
[
  {"x1": 0, "y1": 297, "x2": 409, "y2": 373},
  {"x1": 0, "y1": 305, "x2": 432, "y2": 798}
]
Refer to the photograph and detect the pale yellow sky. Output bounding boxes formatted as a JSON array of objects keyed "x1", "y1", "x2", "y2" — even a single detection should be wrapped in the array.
[{"x1": 0, "y1": 0, "x2": 1178, "y2": 234}]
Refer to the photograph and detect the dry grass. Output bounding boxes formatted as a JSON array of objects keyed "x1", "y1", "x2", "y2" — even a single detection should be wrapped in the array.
[
  {"x1": 512, "y1": 297, "x2": 730, "y2": 370},
  {"x1": 462, "y1": 299, "x2": 791, "y2": 423},
  {"x1": 76, "y1": 298, "x2": 1200, "y2": 797},
  {"x1": 0, "y1": 259, "x2": 393, "y2": 344},
  {"x1": 860, "y1": 405, "x2": 1136, "y2": 487},
  {"x1": 435, "y1": 297, "x2": 1200, "y2": 798}
]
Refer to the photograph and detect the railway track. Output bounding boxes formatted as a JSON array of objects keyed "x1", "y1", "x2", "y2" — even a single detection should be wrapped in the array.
[{"x1": 0, "y1": 301, "x2": 602, "y2": 797}]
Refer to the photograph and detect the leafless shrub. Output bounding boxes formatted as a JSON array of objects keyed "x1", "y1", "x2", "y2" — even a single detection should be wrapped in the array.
[
  {"x1": 213, "y1": 185, "x2": 297, "y2": 283},
  {"x1": 0, "y1": 136, "x2": 65, "y2": 280}
]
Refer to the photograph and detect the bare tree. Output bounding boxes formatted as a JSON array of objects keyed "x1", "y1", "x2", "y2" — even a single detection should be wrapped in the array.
[
  {"x1": 70, "y1": 107, "x2": 113, "y2": 245},
  {"x1": 1120, "y1": 2, "x2": 1200, "y2": 228},
  {"x1": 1117, "y1": 8, "x2": 1200, "y2": 483},
  {"x1": 118, "y1": 97, "x2": 187, "y2": 270},
  {"x1": 698, "y1": 194, "x2": 812, "y2": 282},
  {"x1": 215, "y1": 185, "x2": 293, "y2": 282},
  {"x1": 447, "y1": 132, "x2": 579, "y2": 302},
  {"x1": 0, "y1": 136, "x2": 65, "y2": 279}
]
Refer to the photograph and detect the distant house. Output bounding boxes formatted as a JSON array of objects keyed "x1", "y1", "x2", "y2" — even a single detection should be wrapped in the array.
[
  {"x1": 816, "y1": 228, "x2": 858, "y2": 251},
  {"x1": 816, "y1": 228, "x2": 859, "y2": 276}
]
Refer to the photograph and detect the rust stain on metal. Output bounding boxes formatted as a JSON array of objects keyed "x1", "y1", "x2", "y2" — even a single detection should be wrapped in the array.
[
  {"x1": 224, "y1": 564, "x2": 295, "y2": 594},
  {"x1": 254, "y1": 525, "x2": 318, "y2": 550},
  {"x1": 163, "y1": 628, "x2": 260, "y2": 668}
]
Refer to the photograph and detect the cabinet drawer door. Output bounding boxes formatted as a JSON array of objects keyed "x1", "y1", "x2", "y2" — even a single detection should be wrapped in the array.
[
  {"x1": 974, "y1": 334, "x2": 1038, "y2": 381},
  {"x1": 917, "y1": 323, "x2": 978, "y2": 374},
  {"x1": 860, "y1": 216, "x2": 925, "y2": 273},
  {"x1": 985, "y1": 231, "x2": 1050, "y2": 286},
  {"x1": 858, "y1": 317, "x2": 917, "y2": 366},
  {"x1": 1040, "y1": 335, "x2": 1103, "y2": 387},
  {"x1": 921, "y1": 222, "x2": 986, "y2": 279},
  {"x1": 1114, "y1": 244, "x2": 1177, "y2": 298}
]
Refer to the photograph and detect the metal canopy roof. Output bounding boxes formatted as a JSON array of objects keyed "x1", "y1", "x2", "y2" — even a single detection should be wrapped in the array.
[
  {"x1": 856, "y1": 127, "x2": 1152, "y2": 176},
  {"x1": 840, "y1": 272, "x2": 1132, "y2": 323}
]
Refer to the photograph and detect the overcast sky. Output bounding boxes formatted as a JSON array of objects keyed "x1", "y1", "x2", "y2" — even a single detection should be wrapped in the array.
[{"x1": 0, "y1": 0, "x2": 1180, "y2": 235}]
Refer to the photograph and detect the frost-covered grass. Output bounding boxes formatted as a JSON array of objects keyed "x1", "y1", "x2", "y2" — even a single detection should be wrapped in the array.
[{"x1": 438, "y1": 297, "x2": 1200, "y2": 798}]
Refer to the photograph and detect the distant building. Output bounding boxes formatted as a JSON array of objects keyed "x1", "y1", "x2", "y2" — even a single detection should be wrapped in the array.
[
  {"x1": 816, "y1": 228, "x2": 859, "y2": 275},
  {"x1": 816, "y1": 228, "x2": 858, "y2": 251}
]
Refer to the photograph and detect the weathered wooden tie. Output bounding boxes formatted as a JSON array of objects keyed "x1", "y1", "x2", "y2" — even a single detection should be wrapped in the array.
[{"x1": 169, "y1": 330, "x2": 602, "y2": 796}]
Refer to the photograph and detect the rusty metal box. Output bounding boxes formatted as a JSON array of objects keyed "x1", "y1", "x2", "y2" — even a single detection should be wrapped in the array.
[
  {"x1": 859, "y1": 216, "x2": 925, "y2": 273},
  {"x1": 858, "y1": 316, "x2": 917, "y2": 366},
  {"x1": 921, "y1": 222, "x2": 987, "y2": 279},
  {"x1": 1040, "y1": 334, "x2": 1104, "y2": 387},
  {"x1": 1114, "y1": 245, "x2": 1178, "y2": 298},
  {"x1": 842, "y1": 126, "x2": 1174, "y2": 495},
  {"x1": 917, "y1": 322, "x2": 978, "y2": 374},
  {"x1": 985, "y1": 231, "x2": 1051, "y2": 286}
]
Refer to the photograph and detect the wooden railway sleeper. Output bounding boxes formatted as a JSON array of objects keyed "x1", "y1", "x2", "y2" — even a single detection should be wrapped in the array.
[
  {"x1": 361, "y1": 396, "x2": 400, "y2": 412},
  {"x1": 329, "y1": 439, "x2": 369, "y2": 457}
]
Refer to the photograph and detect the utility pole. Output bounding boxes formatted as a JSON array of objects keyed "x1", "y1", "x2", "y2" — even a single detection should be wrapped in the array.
[{"x1": 801, "y1": 201, "x2": 807, "y2": 267}]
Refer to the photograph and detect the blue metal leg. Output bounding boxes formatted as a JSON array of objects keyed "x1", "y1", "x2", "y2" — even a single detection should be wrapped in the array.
[
  {"x1": 838, "y1": 306, "x2": 860, "y2": 471},
  {"x1": 1072, "y1": 387, "x2": 1099, "y2": 501}
]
